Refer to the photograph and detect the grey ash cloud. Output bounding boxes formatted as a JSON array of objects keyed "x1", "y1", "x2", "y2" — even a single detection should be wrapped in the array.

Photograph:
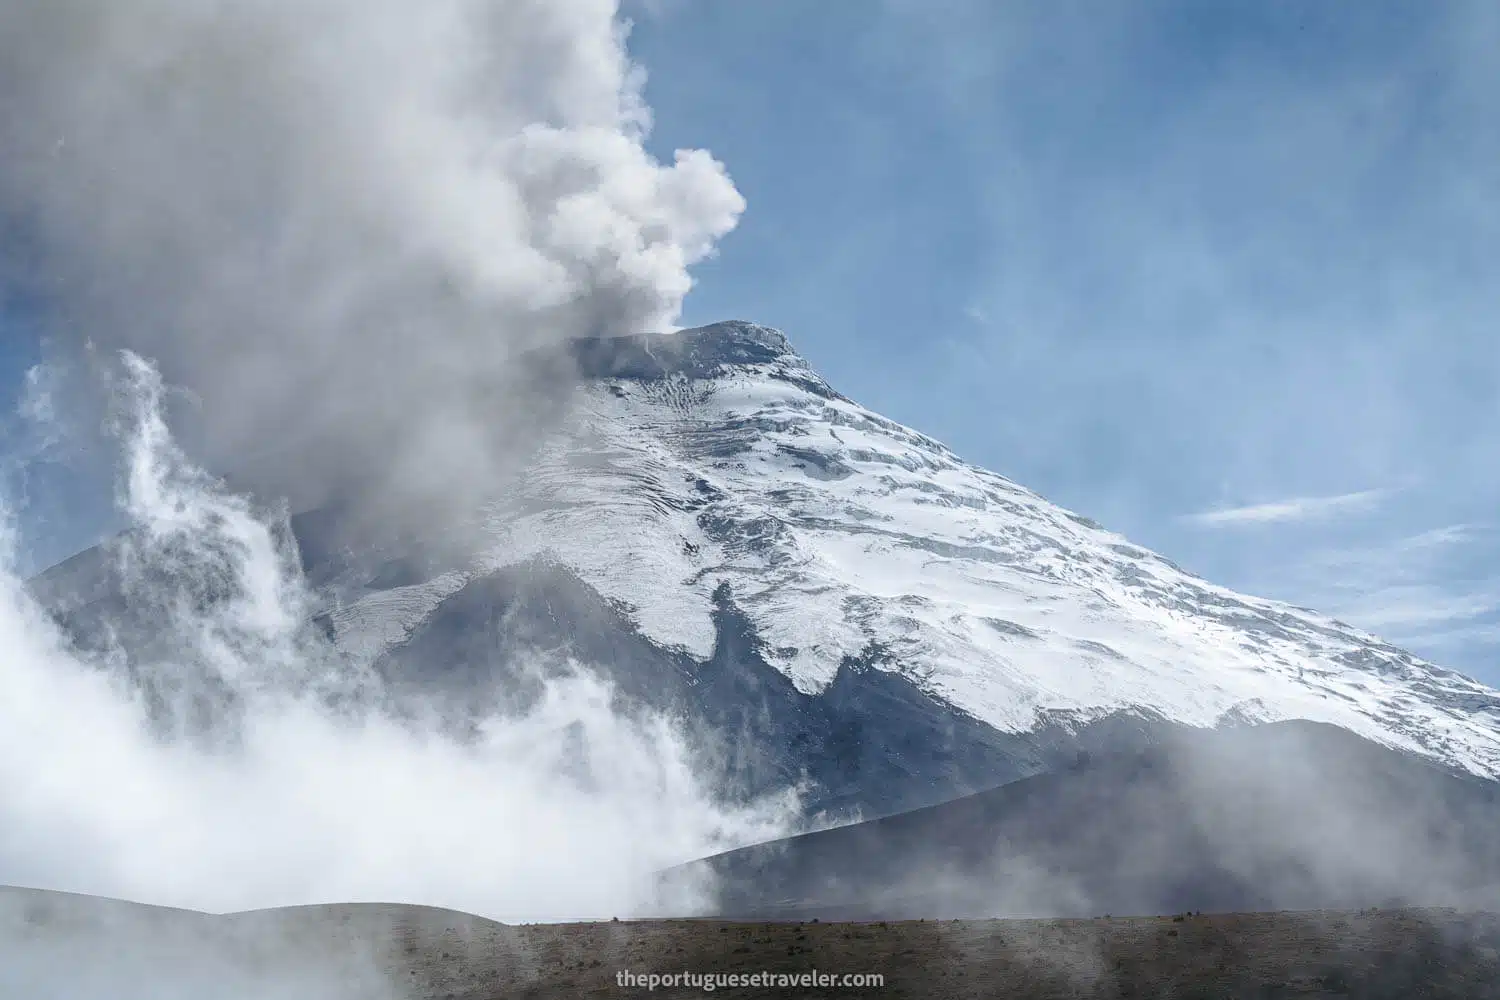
[{"x1": 0, "y1": 0, "x2": 744, "y2": 522}]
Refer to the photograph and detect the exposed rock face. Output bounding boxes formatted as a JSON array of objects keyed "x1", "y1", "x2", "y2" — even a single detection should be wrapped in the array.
[{"x1": 30, "y1": 321, "x2": 1500, "y2": 822}]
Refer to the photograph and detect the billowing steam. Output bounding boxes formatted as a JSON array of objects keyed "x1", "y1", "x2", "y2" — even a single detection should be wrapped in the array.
[
  {"x1": 0, "y1": 353, "x2": 793, "y2": 922},
  {"x1": 0, "y1": 0, "x2": 743, "y2": 518},
  {"x1": 0, "y1": 0, "x2": 791, "y2": 928}
]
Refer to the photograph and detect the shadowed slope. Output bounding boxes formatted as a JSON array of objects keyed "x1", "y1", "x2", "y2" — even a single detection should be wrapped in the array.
[
  {"x1": 673, "y1": 720, "x2": 1500, "y2": 920},
  {"x1": 26, "y1": 321, "x2": 1500, "y2": 827}
]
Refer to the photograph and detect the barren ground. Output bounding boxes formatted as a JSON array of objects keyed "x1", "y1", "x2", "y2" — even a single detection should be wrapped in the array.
[{"x1": 4, "y1": 887, "x2": 1499, "y2": 998}]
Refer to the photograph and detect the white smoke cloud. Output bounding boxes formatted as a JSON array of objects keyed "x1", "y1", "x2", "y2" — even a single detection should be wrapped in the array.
[
  {"x1": 0, "y1": 355, "x2": 794, "y2": 926},
  {"x1": 0, "y1": 6, "x2": 790, "y2": 981},
  {"x1": 0, "y1": 0, "x2": 744, "y2": 516}
]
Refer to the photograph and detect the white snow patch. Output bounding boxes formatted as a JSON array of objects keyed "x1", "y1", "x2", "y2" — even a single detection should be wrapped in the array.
[{"x1": 318, "y1": 336, "x2": 1500, "y2": 780}]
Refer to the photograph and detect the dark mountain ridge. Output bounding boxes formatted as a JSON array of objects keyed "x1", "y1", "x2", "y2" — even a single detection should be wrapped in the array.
[
  {"x1": 669, "y1": 719, "x2": 1500, "y2": 920},
  {"x1": 25, "y1": 321, "x2": 1500, "y2": 827}
]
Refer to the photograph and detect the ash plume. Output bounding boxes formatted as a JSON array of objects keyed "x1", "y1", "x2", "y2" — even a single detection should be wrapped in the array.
[
  {"x1": 0, "y1": 0, "x2": 792, "y2": 945},
  {"x1": 0, "y1": 353, "x2": 794, "y2": 924},
  {"x1": 0, "y1": 0, "x2": 743, "y2": 524}
]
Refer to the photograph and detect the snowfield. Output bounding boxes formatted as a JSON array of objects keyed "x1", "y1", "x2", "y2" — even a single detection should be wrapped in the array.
[{"x1": 321, "y1": 321, "x2": 1500, "y2": 780}]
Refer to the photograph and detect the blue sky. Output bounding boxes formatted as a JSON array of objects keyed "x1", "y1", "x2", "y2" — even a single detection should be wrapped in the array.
[
  {"x1": 623, "y1": 0, "x2": 1500, "y2": 683},
  {"x1": 2, "y1": 1, "x2": 1497, "y2": 685}
]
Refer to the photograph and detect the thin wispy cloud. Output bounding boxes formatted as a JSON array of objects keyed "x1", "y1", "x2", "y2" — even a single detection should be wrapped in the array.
[
  {"x1": 1343, "y1": 586, "x2": 1500, "y2": 633},
  {"x1": 1252, "y1": 521, "x2": 1500, "y2": 671},
  {"x1": 1296, "y1": 523, "x2": 1489, "y2": 580},
  {"x1": 1407, "y1": 622, "x2": 1500, "y2": 654},
  {"x1": 1185, "y1": 488, "x2": 1393, "y2": 527},
  {"x1": 622, "y1": 1, "x2": 1500, "y2": 680}
]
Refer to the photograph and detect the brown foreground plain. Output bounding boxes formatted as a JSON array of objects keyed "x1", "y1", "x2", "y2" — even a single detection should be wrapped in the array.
[
  {"x1": 4, "y1": 886, "x2": 1500, "y2": 998},
  {"x1": 2, "y1": 887, "x2": 1500, "y2": 995}
]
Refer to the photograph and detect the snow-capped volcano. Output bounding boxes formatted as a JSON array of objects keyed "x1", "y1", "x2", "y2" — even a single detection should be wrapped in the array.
[
  {"x1": 34, "y1": 321, "x2": 1500, "y2": 818},
  {"x1": 469, "y1": 322, "x2": 1500, "y2": 766}
]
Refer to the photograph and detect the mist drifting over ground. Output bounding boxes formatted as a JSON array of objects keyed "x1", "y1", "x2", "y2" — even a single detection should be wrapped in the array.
[
  {"x1": 0, "y1": 0, "x2": 794, "y2": 932},
  {"x1": 6, "y1": 5, "x2": 1500, "y2": 999}
]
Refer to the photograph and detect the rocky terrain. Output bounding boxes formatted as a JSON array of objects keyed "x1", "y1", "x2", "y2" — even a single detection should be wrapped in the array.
[
  {"x1": 15, "y1": 322, "x2": 1500, "y2": 994},
  {"x1": 28, "y1": 321, "x2": 1500, "y2": 825}
]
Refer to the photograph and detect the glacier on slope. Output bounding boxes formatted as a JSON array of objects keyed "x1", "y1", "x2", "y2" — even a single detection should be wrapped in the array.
[
  {"x1": 461, "y1": 322, "x2": 1500, "y2": 775},
  {"x1": 31, "y1": 321, "x2": 1500, "y2": 819}
]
